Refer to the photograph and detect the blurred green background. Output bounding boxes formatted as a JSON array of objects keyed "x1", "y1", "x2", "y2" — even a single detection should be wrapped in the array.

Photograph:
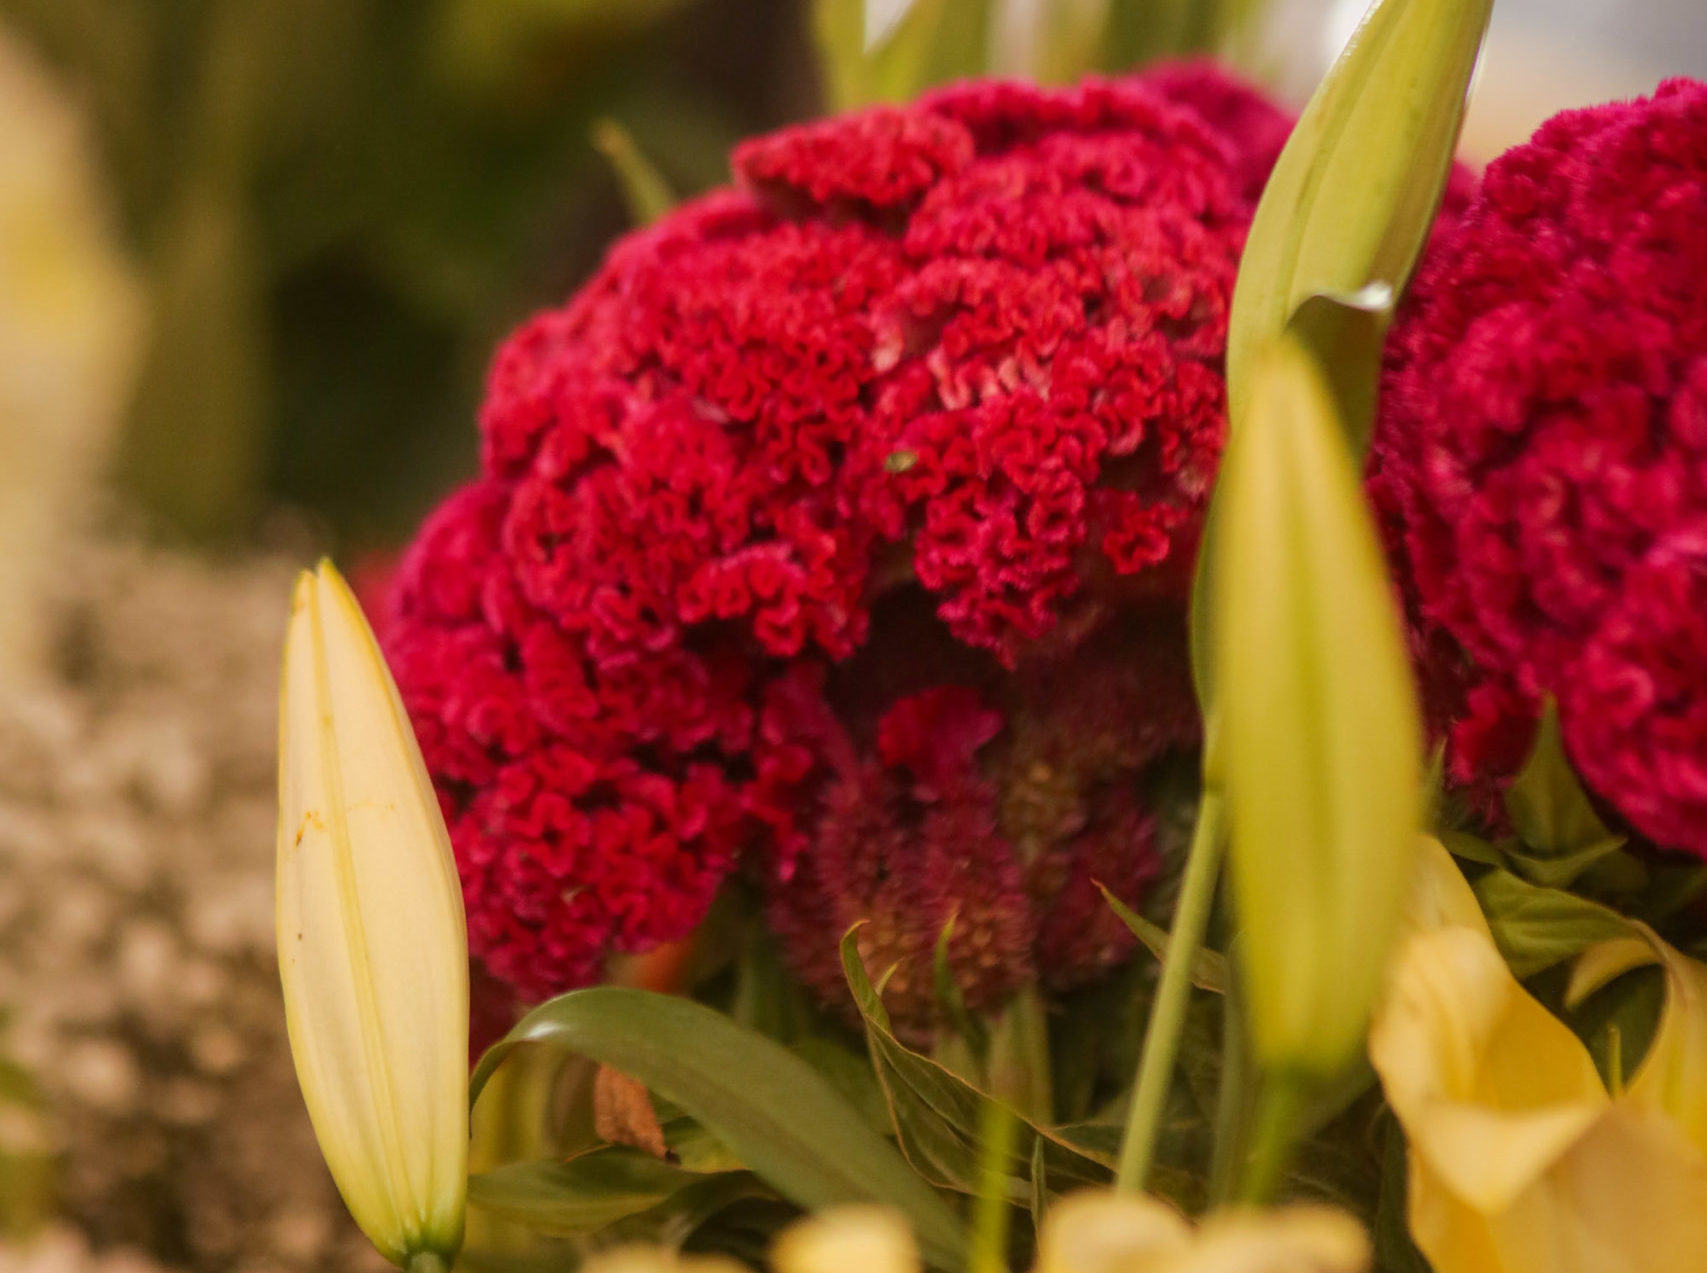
[
  {"x1": 0, "y1": 0, "x2": 1266, "y2": 559},
  {"x1": 1, "y1": 0, "x2": 820, "y2": 550}
]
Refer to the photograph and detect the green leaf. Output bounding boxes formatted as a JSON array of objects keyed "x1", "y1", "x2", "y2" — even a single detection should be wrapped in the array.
[
  {"x1": 1225, "y1": 0, "x2": 1492, "y2": 423},
  {"x1": 1473, "y1": 870, "x2": 1633, "y2": 980},
  {"x1": 787, "y1": 1039, "x2": 894, "y2": 1136},
  {"x1": 1096, "y1": 883, "x2": 1229, "y2": 994},
  {"x1": 598, "y1": 1170, "x2": 784, "y2": 1253},
  {"x1": 471, "y1": 988, "x2": 966, "y2": 1268},
  {"x1": 591, "y1": 119, "x2": 677, "y2": 227},
  {"x1": 1438, "y1": 829, "x2": 1503, "y2": 867},
  {"x1": 1211, "y1": 333, "x2": 1422, "y2": 1079},
  {"x1": 467, "y1": 1147, "x2": 741, "y2": 1236},
  {"x1": 1504, "y1": 700, "x2": 1626, "y2": 878},
  {"x1": 839, "y1": 929, "x2": 1113, "y2": 1199},
  {"x1": 812, "y1": 0, "x2": 993, "y2": 109}
]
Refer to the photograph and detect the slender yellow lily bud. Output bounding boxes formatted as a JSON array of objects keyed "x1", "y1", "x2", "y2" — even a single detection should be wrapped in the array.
[
  {"x1": 277, "y1": 561, "x2": 469, "y2": 1269},
  {"x1": 1212, "y1": 335, "x2": 1422, "y2": 1083},
  {"x1": 1225, "y1": 0, "x2": 1492, "y2": 426}
]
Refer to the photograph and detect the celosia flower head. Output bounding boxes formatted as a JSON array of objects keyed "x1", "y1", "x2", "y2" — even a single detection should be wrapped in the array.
[
  {"x1": 387, "y1": 67, "x2": 1289, "y2": 1003},
  {"x1": 1371, "y1": 79, "x2": 1707, "y2": 856}
]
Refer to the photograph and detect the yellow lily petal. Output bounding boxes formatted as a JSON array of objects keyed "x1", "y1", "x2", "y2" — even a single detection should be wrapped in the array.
[
  {"x1": 587, "y1": 1248, "x2": 750, "y2": 1273},
  {"x1": 1374, "y1": 928, "x2": 1607, "y2": 1214},
  {"x1": 1034, "y1": 1191, "x2": 1193, "y2": 1273},
  {"x1": 1406, "y1": 836, "x2": 1492, "y2": 938},
  {"x1": 1569, "y1": 925, "x2": 1707, "y2": 1156},
  {"x1": 1374, "y1": 924, "x2": 1707, "y2": 1272},
  {"x1": 1036, "y1": 1193, "x2": 1367, "y2": 1273},
  {"x1": 773, "y1": 1206, "x2": 920, "y2": 1273},
  {"x1": 1180, "y1": 1206, "x2": 1369, "y2": 1273},
  {"x1": 277, "y1": 562, "x2": 469, "y2": 1267}
]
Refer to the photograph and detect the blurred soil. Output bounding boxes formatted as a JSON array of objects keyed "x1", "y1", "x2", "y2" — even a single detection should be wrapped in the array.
[{"x1": 0, "y1": 533, "x2": 383, "y2": 1273}]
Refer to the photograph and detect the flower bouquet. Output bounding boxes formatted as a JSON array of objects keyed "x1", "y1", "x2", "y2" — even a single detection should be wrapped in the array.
[{"x1": 272, "y1": 2, "x2": 1707, "y2": 1271}]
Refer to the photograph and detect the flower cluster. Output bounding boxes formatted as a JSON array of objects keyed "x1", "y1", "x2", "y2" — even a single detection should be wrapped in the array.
[
  {"x1": 386, "y1": 66, "x2": 1289, "y2": 1008},
  {"x1": 1372, "y1": 79, "x2": 1707, "y2": 856}
]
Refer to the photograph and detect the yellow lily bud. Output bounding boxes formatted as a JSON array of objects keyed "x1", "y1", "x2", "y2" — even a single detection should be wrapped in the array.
[
  {"x1": 277, "y1": 561, "x2": 469, "y2": 1268},
  {"x1": 1036, "y1": 1191, "x2": 1368, "y2": 1273},
  {"x1": 1212, "y1": 334, "x2": 1422, "y2": 1081},
  {"x1": 1225, "y1": 0, "x2": 1491, "y2": 425},
  {"x1": 1373, "y1": 919, "x2": 1707, "y2": 1272},
  {"x1": 773, "y1": 1206, "x2": 920, "y2": 1273}
]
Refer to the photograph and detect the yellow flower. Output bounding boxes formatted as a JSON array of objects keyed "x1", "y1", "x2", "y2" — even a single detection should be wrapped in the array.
[
  {"x1": 1371, "y1": 849, "x2": 1707, "y2": 1273},
  {"x1": 774, "y1": 1206, "x2": 920, "y2": 1273},
  {"x1": 1036, "y1": 1192, "x2": 1369, "y2": 1273},
  {"x1": 277, "y1": 561, "x2": 469, "y2": 1268},
  {"x1": 768, "y1": 1197, "x2": 1367, "y2": 1273}
]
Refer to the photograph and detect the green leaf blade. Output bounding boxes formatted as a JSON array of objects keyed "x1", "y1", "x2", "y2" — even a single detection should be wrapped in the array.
[{"x1": 470, "y1": 987, "x2": 967, "y2": 1268}]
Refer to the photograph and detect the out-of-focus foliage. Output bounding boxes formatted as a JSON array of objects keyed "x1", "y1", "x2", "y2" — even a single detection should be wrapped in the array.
[
  {"x1": 0, "y1": 18, "x2": 142, "y2": 683},
  {"x1": 815, "y1": 0, "x2": 1266, "y2": 109},
  {"x1": 0, "y1": 0, "x2": 795, "y2": 544}
]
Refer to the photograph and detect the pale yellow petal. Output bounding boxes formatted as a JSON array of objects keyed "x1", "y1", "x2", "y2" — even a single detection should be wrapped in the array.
[
  {"x1": 1410, "y1": 1102, "x2": 1707, "y2": 1273},
  {"x1": 586, "y1": 1247, "x2": 750, "y2": 1273},
  {"x1": 1034, "y1": 1191, "x2": 1193, "y2": 1273},
  {"x1": 1405, "y1": 836, "x2": 1491, "y2": 938},
  {"x1": 1179, "y1": 1206, "x2": 1369, "y2": 1273},
  {"x1": 277, "y1": 563, "x2": 468, "y2": 1263},
  {"x1": 773, "y1": 1206, "x2": 920, "y2": 1273},
  {"x1": 1371, "y1": 927, "x2": 1606, "y2": 1214}
]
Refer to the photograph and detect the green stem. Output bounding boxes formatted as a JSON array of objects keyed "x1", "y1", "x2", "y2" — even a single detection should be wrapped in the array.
[
  {"x1": 1236, "y1": 1070, "x2": 1309, "y2": 1206},
  {"x1": 969, "y1": 1100, "x2": 1018, "y2": 1273},
  {"x1": 1009, "y1": 985, "x2": 1054, "y2": 1126},
  {"x1": 1115, "y1": 790, "x2": 1226, "y2": 1192},
  {"x1": 1207, "y1": 970, "x2": 1250, "y2": 1205}
]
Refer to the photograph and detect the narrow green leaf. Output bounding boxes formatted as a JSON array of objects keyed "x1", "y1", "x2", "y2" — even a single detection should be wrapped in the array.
[
  {"x1": 1504, "y1": 699, "x2": 1626, "y2": 874},
  {"x1": 1439, "y1": 829, "x2": 1503, "y2": 867},
  {"x1": 1028, "y1": 1133, "x2": 1048, "y2": 1233},
  {"x1": 467, "y1": 1148, "x2": 735, "y2": 1236},
  {"x1": 591, "y1": 119, "x2": 677, "y2": 227},
  {"x1": 839, "y1": 929, "x2": 1113, "y2": 1198},
  {"x1": 1096, "y1": 884, "x2": 1228, "y2": 994},
  {"x1": 1212, "y1": 334, "x2": 1422, "y2": 1079},
  {"x1": 1474, "y1": 871, "x2": 1634, "y2": 980},
  {"x1": 470, "y1": 988, "x2": 966, "y2": 1268},
  {"x1": 1225, "y1": 0, "x2": 1492, "y2": 422}
]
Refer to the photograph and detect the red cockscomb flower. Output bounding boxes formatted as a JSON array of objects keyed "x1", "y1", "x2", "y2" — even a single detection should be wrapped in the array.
[
  {"x1": 770, "y1": 616, "x2": 1196, "y2": 1036},
  {"x1": 386, "y1": 67, "x2": 1288, "y2": 1004},
  {"x1": 1372, "y1": 78, "x2": 1707, "y2": 856}
]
